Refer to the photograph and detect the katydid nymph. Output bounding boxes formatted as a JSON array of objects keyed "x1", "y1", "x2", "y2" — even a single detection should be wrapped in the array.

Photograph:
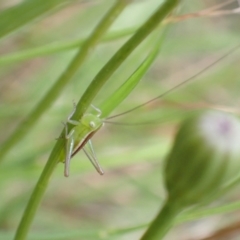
[
  {"x1": 62, "y1": 104, "x2": 104, "y2": 177},
  {"x1": 62, "y1": 44, "x2": 240, "y2": 177}
]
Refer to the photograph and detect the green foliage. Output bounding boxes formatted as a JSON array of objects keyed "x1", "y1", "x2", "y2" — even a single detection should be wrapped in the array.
[{"x1": 0, "y1": 0, "x2": 240, "y2": 240}]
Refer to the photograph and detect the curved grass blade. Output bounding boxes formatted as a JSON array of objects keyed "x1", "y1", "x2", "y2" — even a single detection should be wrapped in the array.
[
  {"x1": 0, "y1": 27, "x2": 136, "y2": 65},
  {"x1": 102, "y1": 200, "x2": 240, "y2": 238},
  {"x1": 99, "y1": 30, "x2": 167, "y2": 118}
]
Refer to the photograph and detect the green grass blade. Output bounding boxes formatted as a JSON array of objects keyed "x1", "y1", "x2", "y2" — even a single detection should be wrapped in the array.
[
  {"x1": 0, "y1": 27, "x2": 136, "y2": 65},
  {"x1": 177, "y1": 201, "x2": 240, "y2": 223},
  {"x1": 100, "y1": 31, "x2": 166, "y2": 118},
  {"x1": 103, "y1": 201, "x2": 240, "y2": 237},
  {"x1": 0, "y1": 0, "x2": 70, "y2": 39}
]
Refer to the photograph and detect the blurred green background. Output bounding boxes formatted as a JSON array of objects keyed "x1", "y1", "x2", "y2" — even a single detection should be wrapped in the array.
[{"x1": 0, "y1": 0, "x2": 240, "y2": 239}]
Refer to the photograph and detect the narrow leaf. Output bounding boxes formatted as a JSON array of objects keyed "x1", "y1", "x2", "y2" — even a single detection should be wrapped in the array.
[{"x1": 100, "y1": 30, "x2": 167, "y2": 118}]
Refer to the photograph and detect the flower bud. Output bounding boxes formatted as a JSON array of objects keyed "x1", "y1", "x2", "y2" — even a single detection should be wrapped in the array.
[{"x1": 164, "y1": 111, "x2": 240, "y2": 208}]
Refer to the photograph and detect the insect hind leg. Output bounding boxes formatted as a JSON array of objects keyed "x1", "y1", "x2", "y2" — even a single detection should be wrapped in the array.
[
  {"x1": 66, "y1": 102, "x2": 79, "y2": 126},
  {"x1": 83, "y1": 140, "x2": 104, "y2": 175}
]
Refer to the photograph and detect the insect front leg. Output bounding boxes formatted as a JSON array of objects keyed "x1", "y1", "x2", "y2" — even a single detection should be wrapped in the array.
[
  {"x1": 90, "y1": 104, "x2": 102, "y2": 117},
  {"x1": 64, "y1": 123, "x2": 76, "y2": 177},
  {"x1": 63, "y1": 103, "x2": 81, "y2": 177},
  {"x1": 66, "y1": 101, "x2": 81, "y2": 126},
  {"x1": 66, "y1": 107, "x2": 80, "y2": 127}
]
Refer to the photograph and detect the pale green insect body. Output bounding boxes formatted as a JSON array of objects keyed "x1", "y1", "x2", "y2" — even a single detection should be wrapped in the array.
[
  {"x1": 63, "y1": 110, "x2": 104, "y2": 177},
  {"x1": 70, "y1": 114, "x2": 103, "y2": 156}
]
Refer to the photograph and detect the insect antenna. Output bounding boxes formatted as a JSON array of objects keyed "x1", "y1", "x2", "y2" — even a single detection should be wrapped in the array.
[
  {"x1": 106, "y1": 44, "x2": 240, "y2": 121},
  {"x1": 104, "y1": 103, "x2": 240, "y2": 126},
  {"x1": 104, "y1": 120, "x2": 166, "y2": 126}
]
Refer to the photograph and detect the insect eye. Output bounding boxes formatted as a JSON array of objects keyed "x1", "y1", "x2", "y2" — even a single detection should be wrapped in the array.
[{"x1": 89, "y1": 121, "x2": 96, "y2": 128}]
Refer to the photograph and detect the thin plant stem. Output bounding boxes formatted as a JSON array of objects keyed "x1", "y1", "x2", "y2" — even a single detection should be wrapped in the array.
[
  {"x1": 14, "y1": 147, "x2": 60, "y2": 240},
  {"x1": 0, "y1": 0, "x2": 128, "y2": 162},
  {"x1": 0, "y1": 27, "x2": 137, "y2": 65},
  {"x1": 140, "y1": 200, "x2": 181, "y2": 240}
]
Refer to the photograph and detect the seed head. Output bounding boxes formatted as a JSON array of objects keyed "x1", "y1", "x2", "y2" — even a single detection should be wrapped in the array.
[{"x1": 165, "y1": 111, "x2": 240, "y2": 208}]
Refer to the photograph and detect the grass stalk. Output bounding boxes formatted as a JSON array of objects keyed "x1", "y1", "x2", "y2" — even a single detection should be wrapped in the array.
[{"x1": 140, "y1": 200, "x2": 181, "y2": 240}]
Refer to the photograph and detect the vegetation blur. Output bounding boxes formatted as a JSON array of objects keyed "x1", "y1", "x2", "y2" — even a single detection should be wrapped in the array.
[{"x1": 0, "y1": 0, "x2": 240, "y2": 239}]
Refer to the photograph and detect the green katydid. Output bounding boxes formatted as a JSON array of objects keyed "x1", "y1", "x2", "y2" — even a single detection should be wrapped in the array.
[
  {"x1": 62, "y1": 44, "x2": 240, "y2": 177},
  {"x1": 62, "y1": 104, "x2": 104, "y2": 177}
]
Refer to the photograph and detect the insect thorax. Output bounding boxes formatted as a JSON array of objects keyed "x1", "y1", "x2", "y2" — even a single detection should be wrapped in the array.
[{"x1": 81, "y1": 113, "x2": 103, "y2": 131}]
